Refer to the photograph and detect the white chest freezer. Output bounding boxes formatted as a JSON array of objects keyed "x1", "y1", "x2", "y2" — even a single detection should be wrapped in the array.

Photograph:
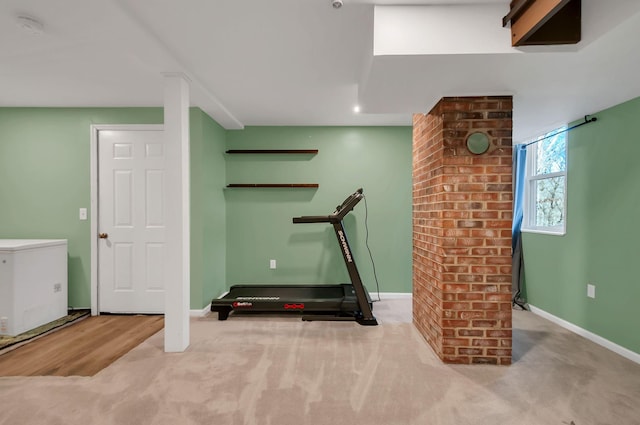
[{"x1": 0, "y1": 239, "x2": 68, "y2": 336}]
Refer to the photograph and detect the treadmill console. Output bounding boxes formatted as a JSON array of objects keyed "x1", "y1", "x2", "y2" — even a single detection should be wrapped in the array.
[{"x1": 334, "y1": 188, "x2": 363, "y2": 215}]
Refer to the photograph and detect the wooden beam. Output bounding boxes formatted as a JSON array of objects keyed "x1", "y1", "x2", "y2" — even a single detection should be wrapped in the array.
[
  {"x1": 510, "y1": 0, "x2": 580, "y2": 46},
  {"x1": 502, "y1": 0, "x2": 535, "y2": 27},
  {"x1": 519, "y1": 0, "x2": 581, "y2": 45}
]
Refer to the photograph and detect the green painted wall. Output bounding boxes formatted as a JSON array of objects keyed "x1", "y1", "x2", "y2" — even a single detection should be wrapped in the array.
[
  {"x1": 0, "y1": 107, "x2": 226, "y2": 310},
  {"x1": 0, "y1": 108, "x2": 163, "y2": 309},
  {"x1": 225, "y1": 126, "x2": 413, "y2": 294},
  {"x1": 190, "y1": 109, "x2": 227, "y2": 308},
  {"x1": 0, "y1": 111, "x2": 410, "y2": 309},
  {"x1": 190, "y1": 111, "x2": 205, "y2": 309},
  {"x1": 522, "y1": 96, "x2": 640, "y2": 354}
]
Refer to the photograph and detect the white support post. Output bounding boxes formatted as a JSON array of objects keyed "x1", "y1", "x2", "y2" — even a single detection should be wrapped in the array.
[{"x1": 163, "y1": 72, "x2": 191, "y2": 352}]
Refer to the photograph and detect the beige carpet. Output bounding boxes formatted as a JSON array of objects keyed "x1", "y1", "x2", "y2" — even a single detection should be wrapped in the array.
[{"x1": 0, "y1": 299, "x2": 638, "y2": 425}]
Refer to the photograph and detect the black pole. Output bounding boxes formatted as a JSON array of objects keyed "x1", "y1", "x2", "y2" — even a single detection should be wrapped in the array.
[{"x1": 524, "y1": 115, "x2": 597, "y2": 147}]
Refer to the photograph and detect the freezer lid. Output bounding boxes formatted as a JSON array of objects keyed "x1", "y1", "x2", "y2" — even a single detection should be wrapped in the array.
[{"x1": 0, "y1": 239, "x2": 68, "y2": 252}]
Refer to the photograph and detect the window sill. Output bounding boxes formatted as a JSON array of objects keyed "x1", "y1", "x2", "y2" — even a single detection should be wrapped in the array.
[{"x1": 521, "y1": 227, "x2": 566, "y2": 236}]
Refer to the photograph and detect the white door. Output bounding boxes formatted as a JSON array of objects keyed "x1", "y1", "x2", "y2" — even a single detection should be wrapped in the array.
[{"x1": 98, "y1": 129, "x2": 166, "y2": 313}]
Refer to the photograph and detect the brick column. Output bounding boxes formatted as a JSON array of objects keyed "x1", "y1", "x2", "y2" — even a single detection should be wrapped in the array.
[{"x1": 412, "y1": 96, "x2": 513, "y2": 365}]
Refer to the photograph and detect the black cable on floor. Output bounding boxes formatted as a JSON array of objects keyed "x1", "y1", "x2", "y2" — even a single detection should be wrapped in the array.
[{"x1": 363, "y1": 193, "x2": 381, "y2": 302}]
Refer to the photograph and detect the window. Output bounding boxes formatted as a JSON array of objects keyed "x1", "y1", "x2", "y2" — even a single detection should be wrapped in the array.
[{"x1": 523, "y1": 126, "x2": 567, "y2": 235}]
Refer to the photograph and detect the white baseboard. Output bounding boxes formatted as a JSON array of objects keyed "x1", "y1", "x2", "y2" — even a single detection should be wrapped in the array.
[
  {"x1": 529, "y1": 305, "x2": 640, "y2": 365},
  {"x1": 190, "y1": 304, "x2": 211, "y2": 317},
  {"x1": 370, "y1": 292, "x2": 412, "y2": 300}
]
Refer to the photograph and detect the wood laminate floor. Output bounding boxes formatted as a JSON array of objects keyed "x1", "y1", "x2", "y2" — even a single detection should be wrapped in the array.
[{"x1": 0, "y1": 315, "x2": 164, "y2": 377}]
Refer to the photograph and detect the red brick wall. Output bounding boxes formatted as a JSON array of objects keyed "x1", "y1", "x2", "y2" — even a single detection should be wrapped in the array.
[{"x1": 412, "y1": 96, "x2": 513, "y2": 365}]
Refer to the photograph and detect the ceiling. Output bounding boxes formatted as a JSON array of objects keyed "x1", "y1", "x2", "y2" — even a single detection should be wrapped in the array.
[{"x1": 1, "y1": 0, "x2": 640, "y2": 142}]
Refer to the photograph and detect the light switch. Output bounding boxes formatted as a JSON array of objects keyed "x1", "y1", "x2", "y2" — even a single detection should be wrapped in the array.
[{"x1": 79, "y1": 208, "x2": 87, "y2": 221}]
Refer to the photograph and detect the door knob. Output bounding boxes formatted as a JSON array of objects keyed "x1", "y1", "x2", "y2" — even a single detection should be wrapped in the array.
[{"x1": 98, "y1": 233, "x2": 109, "y2": 239}]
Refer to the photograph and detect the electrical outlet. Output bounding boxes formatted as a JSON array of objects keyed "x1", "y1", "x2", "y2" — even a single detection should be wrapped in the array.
[
  {"x1": 54, "y1": 283, "x2": 62, "y2": 293},
  {"x1": 587, "y1": 284, "x2": 596, "y2": 299},
  {"x1": 270, "y1": 259, "x2": 276, "y2": 269}
]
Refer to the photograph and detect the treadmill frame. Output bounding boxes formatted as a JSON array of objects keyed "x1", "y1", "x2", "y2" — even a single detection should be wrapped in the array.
[{"x1": 210, "y1": 188, "x2": 378, "y2": 326}]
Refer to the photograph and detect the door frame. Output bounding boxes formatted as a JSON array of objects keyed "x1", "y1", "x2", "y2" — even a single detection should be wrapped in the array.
[{"x1": 89, "y1": 124, "x2": 165, "y2": 315}]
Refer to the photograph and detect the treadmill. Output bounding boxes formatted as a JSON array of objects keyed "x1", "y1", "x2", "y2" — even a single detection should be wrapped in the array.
[{"x1": 210, "y1": 188, "x2": 378, "y2": 326}]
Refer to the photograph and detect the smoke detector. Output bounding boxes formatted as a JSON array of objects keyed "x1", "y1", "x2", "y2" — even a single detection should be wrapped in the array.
[
  {"x1": 332, "y1": 0, "x2": 343, "y2": 9},
  {"x1": 16, "y1": 16, "x2": 44, "y2": 35}
]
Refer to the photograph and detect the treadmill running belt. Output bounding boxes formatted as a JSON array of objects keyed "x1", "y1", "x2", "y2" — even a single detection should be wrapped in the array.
[{"x1": 225, "y1": 285, "x2": 346, "y2": 300}]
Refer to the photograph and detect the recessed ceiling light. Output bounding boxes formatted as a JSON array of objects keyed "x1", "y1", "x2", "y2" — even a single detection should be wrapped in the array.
[
  {"x1": 16, "y1": 16, "x2": 44, "y2": 35},
  {"x1": 353, "y1": 105, "x2": 361, "y2": 113}
]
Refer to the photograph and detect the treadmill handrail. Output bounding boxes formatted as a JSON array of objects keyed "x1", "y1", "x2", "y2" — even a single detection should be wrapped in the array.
[
  {"x1": 292, "y1": 188, "x2": 363, "y2": 224},
  {"x1": 292, "y1": 215, "x2": 335, "y2": 224}
]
